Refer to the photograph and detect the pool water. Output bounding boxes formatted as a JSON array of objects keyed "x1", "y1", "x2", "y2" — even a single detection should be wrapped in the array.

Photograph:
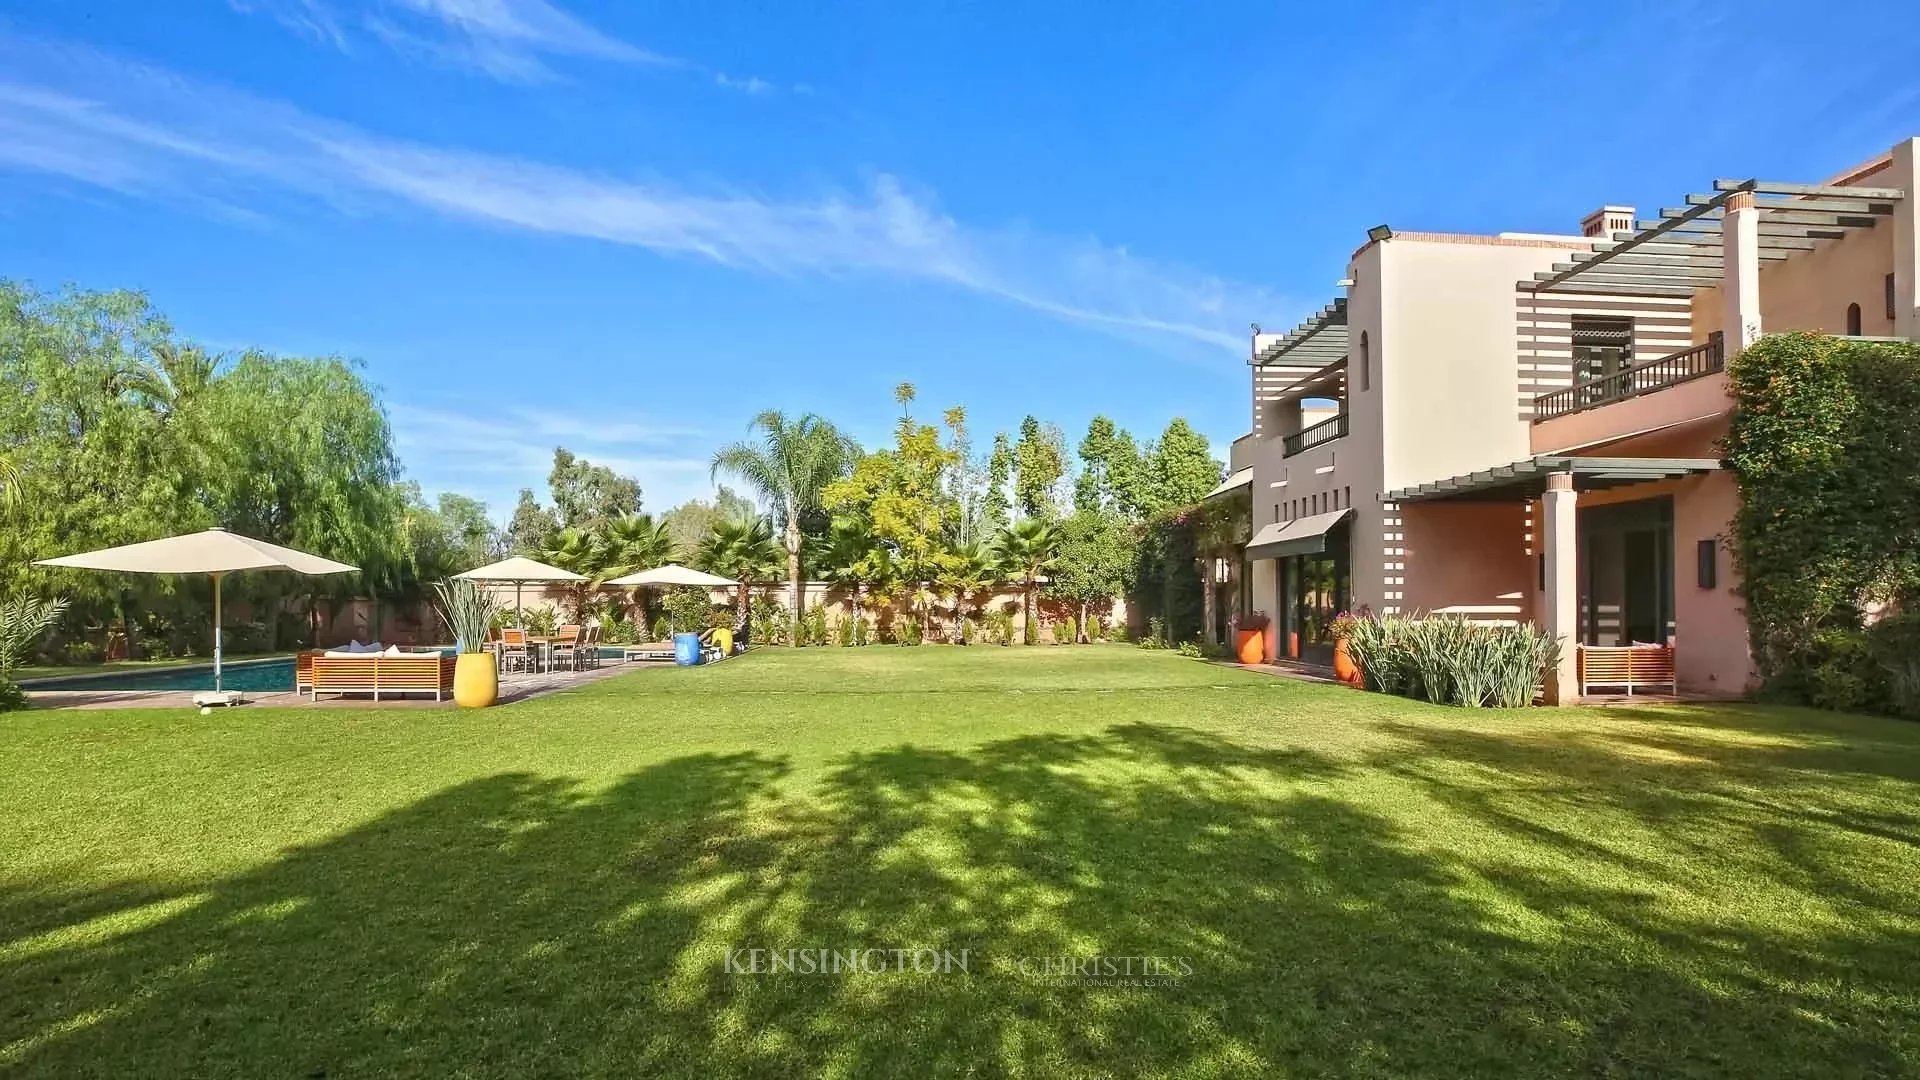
[
  {"x1": 25, "y1": 646, "x2": 635, "y2": 693},
  {"x1": 25, "y1": 658, "x2": 298, "y2": 693}
]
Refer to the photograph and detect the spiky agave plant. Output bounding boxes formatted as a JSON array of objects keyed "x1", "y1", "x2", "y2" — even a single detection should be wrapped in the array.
[
  {"x1": 1340, "y1": 613, "x2": 1390, "y2": 693},
  {"x1": 1450, "y1": 623, "x2": 1501, "y2": 708},
  {"x1": 1486, "y1": 623, "x2": 1563, "y2": 708},
  {"x1": 433, "y1": 578, "x2": 503, "y2": 655}
]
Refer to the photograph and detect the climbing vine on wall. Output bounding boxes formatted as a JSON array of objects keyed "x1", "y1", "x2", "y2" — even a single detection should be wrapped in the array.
[{"x1": 1723, "y1": 331, "x2": 1920, "y2": 705}]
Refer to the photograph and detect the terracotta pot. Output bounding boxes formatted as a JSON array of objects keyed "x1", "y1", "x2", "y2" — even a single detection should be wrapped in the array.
[
  {"x1": 1333, "y1": 638, "x2": 1364, "y2": 687},
  {"x1": 1234, "y1": 629, "x2": 1265, "y2": 665},
  {"x1": 453, "y1": 651, "x2": 498, "y2": 708}
]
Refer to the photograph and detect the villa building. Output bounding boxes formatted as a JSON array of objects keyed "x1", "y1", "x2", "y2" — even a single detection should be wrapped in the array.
[{"x1": 1219, "y1": 137, "x2": 1919, "y2": 702}]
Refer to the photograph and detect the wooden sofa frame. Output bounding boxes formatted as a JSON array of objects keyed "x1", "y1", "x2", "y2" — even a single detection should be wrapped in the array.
[
  {"x1": 308, "y1": 653, "x2": 456, "y2": 701},
  {"x1": 1577, "y1": 644, "x2": 1677, "y2": 696}
]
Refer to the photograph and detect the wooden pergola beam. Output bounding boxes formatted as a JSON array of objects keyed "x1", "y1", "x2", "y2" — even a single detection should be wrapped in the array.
[
  {"x1": 1713, "y1": 179, "x2": 1905, "y2": 200},
  {"x1": 1685, "y1": 193, "x2": 1894, "y2": 215},
  {"x1": 1564, "y1": 253, "x2": 1727, "y2": 270},
  {"x1": 1608, "y1": 231, "x2": 1816, "y2": 250},
  {"x1": 1521, "y1": 280, "x2": 1697, "y2": 297},
  {"x1": 1660, "y1": 207, "x2": 1881, "y2": 228}
]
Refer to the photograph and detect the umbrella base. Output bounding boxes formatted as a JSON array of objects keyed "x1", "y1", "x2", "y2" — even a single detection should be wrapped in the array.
[{"x1": 192, "y1": 690, "x2": 246, "y2": 708}]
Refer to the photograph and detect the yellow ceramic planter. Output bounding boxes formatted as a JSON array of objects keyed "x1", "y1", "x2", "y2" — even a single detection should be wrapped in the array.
[{"x1": 453, "y1": 651, "x2": 498, "y2": 708}]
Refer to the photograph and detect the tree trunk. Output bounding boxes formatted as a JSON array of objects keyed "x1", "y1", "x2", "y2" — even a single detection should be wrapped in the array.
[
  {"x1": 1200, "y1": 556, "x2": 1217, "y2": 647},
  {"x1": 1078, "y1": 600, "x2": 1090, "y2": 644},
  {"x1": 1024, "y1": 575, "x2": 1036, "y2": 645},
  {"x1": 786, "y1": 511, "x2": 803, "y2": 646}
]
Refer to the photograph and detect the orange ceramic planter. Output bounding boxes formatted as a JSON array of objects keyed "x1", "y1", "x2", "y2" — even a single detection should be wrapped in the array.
[
  {"x1": 1333, "y1": 638, "x2": 1364, "y2": 687},
  {"x1": 1234, "y1": 629, "x2": 1265, "y2": 665}
]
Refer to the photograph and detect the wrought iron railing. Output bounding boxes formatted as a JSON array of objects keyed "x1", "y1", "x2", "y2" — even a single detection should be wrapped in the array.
[
  {"x1": 1533, "y1": 332, "x2": 1725, "y2": 422},
  {"x1": 1282, "y1": 412, "x2": 1348, "y2": 458}
]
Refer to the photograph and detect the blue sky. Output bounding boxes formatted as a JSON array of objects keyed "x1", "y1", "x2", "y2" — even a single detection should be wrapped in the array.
[{"x1": 4, "y1": 1, "x2": 1918, "y2": 519}]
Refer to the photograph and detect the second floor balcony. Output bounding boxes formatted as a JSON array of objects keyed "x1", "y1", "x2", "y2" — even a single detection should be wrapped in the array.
[
  {"x1": 1532, "y1": 334, "x2": 1725, "y2": 422},
  {"x1": 1282, "y1": 411, "x2": 1348, "y2": 457}
]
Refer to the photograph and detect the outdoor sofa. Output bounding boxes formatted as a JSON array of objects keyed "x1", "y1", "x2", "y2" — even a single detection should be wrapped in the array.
[{"x1": 304, "y1": 650, "x2": 457, "y2": 701}]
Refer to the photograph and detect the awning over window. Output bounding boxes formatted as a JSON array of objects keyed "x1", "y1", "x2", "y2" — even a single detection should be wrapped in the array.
[
  {"x1": 1245, "y1": 508, "x2": 1350, "y2": 560},
  {"x1": 1203, "y1": 468, "x2": 1253, "y2": 501}
]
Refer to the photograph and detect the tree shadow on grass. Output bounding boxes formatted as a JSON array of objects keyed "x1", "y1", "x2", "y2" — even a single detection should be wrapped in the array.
[{"x1": 4, "y1": 723, "x2": 1918, "y2": 1077}]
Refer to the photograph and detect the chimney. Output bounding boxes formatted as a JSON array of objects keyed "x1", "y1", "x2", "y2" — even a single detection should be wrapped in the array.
[{"x1": 1580, "y1": 205, "x2": 1636, "y2": 239}]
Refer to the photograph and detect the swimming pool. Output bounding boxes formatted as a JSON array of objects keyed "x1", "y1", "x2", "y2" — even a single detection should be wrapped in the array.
[
  {"x1": 23, "y1": 647, "x2": 637, "y2": 692},
  {"x1": 23, "y1": 657, "x2": 299, "y2": 693}
]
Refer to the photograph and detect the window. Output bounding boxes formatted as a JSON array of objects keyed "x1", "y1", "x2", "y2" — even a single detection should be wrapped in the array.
[
  {"x1": 1358, "y1": 332, "x2": 1371, "y2": 392},
  {"x1": 1571, "y1": 317, "x2": 1633, "y2": 386},
  {"x1": 1889, "y1": 274, "x2": 1898, "y2": 322},
  {"x1": 1846, "y1": 303, "x2": 1863, "y2": 337}
]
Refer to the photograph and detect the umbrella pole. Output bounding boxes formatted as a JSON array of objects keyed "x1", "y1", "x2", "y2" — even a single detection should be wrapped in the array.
[
  {"x1": 516, "y1": 581, "x2": 524, "y2": 626},
  {"x1": 212, "y1": 571, "x2": 224, "y2": 693}
]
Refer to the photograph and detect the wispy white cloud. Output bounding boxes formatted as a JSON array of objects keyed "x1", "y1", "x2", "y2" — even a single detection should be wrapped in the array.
[
  {"x1": 234, "y1": 0, "x2": 671, "y2": 81},
  {"x1": 0, "y1": 35, "x2": 1284, "y2": 360},
  {"x1": 234, "y1": 0, "x2": 788, "y2": 92}
]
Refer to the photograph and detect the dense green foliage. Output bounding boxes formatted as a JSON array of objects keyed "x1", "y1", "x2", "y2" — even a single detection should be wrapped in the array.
[
  {"x1": 1043, "y1": 510, "x2": 1130, "y2": 641},
  {"x1": 6, "y1": 648, "x2": 1920, "y2": 1076},
  {"x1": 0, "y1": 282, "x2": 435, "y2": 657},
  {"x1": 1725, "y1": 332, "x2": 1920, "y2": 714}
]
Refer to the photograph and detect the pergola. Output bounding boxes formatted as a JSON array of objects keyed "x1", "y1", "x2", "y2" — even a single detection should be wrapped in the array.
[
  {"x1": 1522, "y1": 178, "x2": 1904, "y2": 297},
  {"x1": 1383, "y1": 455, "x2": 1722, "y2": 503},
  {"x1": 1252, "y1": 298, "x2": 1349, "y2": 401}
]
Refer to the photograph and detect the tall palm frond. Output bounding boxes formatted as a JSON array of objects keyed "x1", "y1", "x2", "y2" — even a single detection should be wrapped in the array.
[{"x1": 600, "y1": 512, "x2": 677, "y2": 578}]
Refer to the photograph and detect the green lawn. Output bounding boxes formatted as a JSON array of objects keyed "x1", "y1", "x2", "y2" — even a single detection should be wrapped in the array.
[{"x1": 3, "y1": 647, "x2": 1918, "y2": 1078}]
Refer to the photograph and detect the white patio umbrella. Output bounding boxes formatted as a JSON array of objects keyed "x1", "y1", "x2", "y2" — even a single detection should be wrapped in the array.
[
  {"x1": 605, "y1": 564, "x2": 739, "y2": 588},
  {"x1": 36, "y1": 527, "x2": 357, "y2": 698},
  {"x1": 455, "y1": 556, "x2": 585, "y2": 622}
]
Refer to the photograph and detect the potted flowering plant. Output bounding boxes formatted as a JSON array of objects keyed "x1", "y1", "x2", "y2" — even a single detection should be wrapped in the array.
[{"x1": 1230, "y1": 611, "x2": 1270, "y2": 665}]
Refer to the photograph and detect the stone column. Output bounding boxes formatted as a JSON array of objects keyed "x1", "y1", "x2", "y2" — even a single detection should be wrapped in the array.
[
  {"x1": 1541, "y1": 472, "x2": 1580, "y2": 704},
  {"x1": 1722, "y1": 191, "x2": 1763, "y2": 350}
]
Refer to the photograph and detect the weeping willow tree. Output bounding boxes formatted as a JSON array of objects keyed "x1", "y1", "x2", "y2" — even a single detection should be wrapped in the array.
[{"x1": 1, "y1": 281, "x2": 413, "y2": 654}]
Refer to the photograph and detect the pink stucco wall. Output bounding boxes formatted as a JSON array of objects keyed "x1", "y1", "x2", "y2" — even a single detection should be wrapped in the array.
[{"x1": 1398, "y1": 500, "x2": 1536, "y2": 621}]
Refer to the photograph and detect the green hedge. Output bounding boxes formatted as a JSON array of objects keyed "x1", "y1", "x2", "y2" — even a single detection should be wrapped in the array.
[{"x1": 1724, "y1": 332, "x2": 1920, "y2": 715}]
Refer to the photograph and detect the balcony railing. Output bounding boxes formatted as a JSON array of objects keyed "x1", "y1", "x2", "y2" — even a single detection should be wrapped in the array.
[
  {"x1": 1282, "y1": 412, "x2": 1348, "y2": 458},
  {"x1": 1533, "y1": 332, "x2": 1725, "y2": 422}
]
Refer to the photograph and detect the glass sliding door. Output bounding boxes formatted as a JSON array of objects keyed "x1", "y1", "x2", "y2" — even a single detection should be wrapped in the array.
[{"x1": 1578, "y1": 498, "x2": 1673, "y2": 646}]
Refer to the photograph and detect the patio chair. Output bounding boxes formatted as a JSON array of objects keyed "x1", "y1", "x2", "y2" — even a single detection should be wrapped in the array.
[
  {"x1": 499, "y1": 627, "x2": 533, "y2": 674},
  {"x1": 578, "y1": 623, "x2": 601, "y2": 667},
  {"x1": 550, "y1": 625, "x2": 583, "y2": 671}
]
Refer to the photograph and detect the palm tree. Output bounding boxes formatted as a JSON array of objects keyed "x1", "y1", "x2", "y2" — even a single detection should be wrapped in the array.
[
  {"x1": 711, "y1": 411, "x2": 859, "y2": 644},
  {"x1": 537, "y1": 526, "x2": 600, "y2": 620},
  {"x1": 597, "y1": 512, "x2": 676, "y2": 630},
  {"x1": 820, "y1": 517, "x2": 883, "y2": 631},
  {"x1": 942, "y1": 539, "x2": 1004, "y2": 641},
  {"x1": 993, "y1": 519, "x2": 1061, "y2": 645},
  {"x1": 697, "y1": 519, "x2": 783, "y2": 628},
  {"x1": 599, "y1": 513, "x2": 677, "y2": 578}
]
